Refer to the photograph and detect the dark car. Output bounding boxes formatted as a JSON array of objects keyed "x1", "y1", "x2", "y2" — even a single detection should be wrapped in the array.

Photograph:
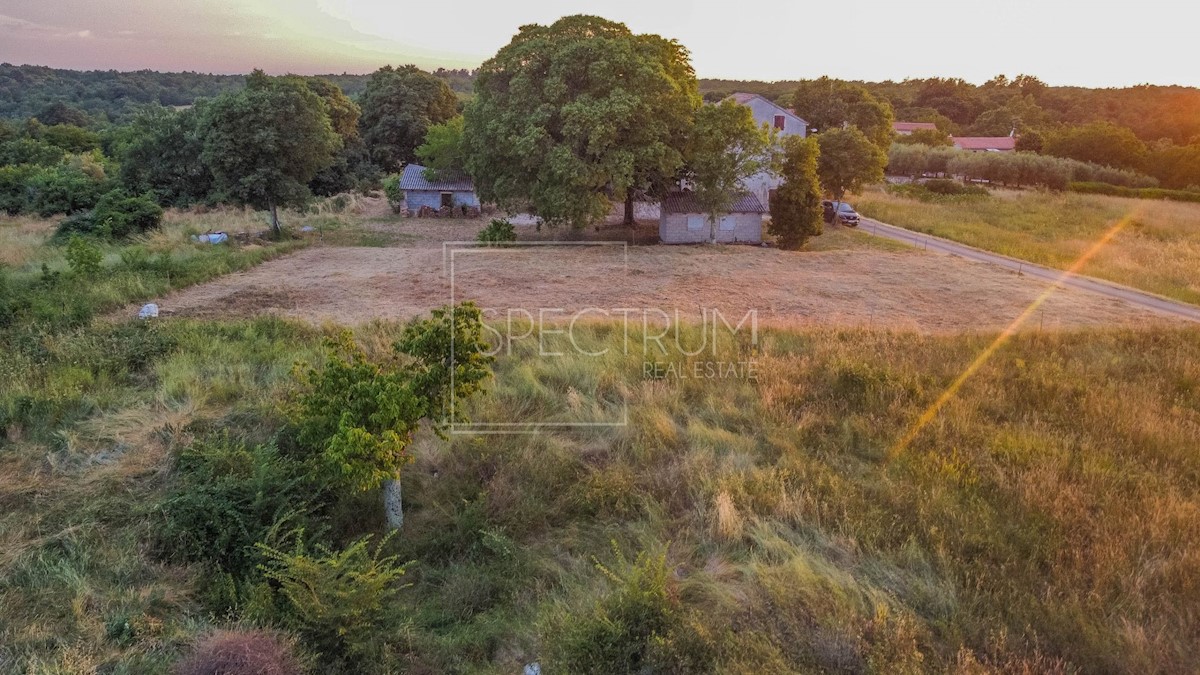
[{"x1": 822, "y1": 200, "x2": 860, "y2": 227}]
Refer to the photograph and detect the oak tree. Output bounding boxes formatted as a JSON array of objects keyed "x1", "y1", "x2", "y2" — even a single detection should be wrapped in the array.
[
  {"x1": 358, "y1": 65, "x2": 458, "y2": 172},
  {"x1": 816, "y1": 127, "x2": 886, "y2": 202},
  {"x1": 201, "y1": 71, "x2": 340, "y2": 235},
  {"x1": 465, "y1": 15, "x2": 700, "y2": 227}
]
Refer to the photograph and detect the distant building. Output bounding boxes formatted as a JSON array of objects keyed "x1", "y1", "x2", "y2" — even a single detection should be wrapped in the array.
[
  {"x1": 659, "y1": 191, "x2": 767, "y2": 245},
  {"x1": 894, "y1": 121, "x2": 938, "y2": 135},
  {"x1": 952, "y1": 137, "x2": 1017, "y2": 152},
  {"x1": 725, "y1": 93, "x2": 809, "y2": 209},
  {"x1": 399, "y1": 164, "x2": 480, "y2": 212},
  {"x1": 727, "y1": 93, "x2": 809, "y2": 137}
]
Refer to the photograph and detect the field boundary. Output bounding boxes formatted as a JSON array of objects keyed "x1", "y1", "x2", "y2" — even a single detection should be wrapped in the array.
[{"x1": 856, "y1": 217, "x2": 1200, "y2": 323}]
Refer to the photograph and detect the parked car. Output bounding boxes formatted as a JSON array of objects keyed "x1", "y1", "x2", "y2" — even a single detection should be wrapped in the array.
[{"x1": 822, "y1": 200, "x2": 860, "y2": 227}]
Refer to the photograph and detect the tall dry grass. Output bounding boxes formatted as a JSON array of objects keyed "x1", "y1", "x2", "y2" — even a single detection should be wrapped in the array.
[
  {"x1": 3, "y1": 314, "x2": 1199, "y2": 672},
  {"x1": 854, "y1": 187, "x2": 1200, "y2": 304}
]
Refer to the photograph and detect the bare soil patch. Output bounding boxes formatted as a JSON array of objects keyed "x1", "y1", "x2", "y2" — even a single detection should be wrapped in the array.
[{"x1": 144, "y1": 218, "x2": 1182, "y2": 333}]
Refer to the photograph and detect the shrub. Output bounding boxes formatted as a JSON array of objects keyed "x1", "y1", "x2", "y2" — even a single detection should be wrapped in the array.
[
  {"x1": 769, "y1": 136, "x2": 823, "y2": 250},
  {"x1": 382, "y1": 173, "x2": 405, "y2": 213},
  {"x1": 546, "y1": 546, "x2": 716, "y2": 674},
  {"x1": 54, "y1": 211, "x2": 98, "y2": 240},
  {"x1": 0, "y1": 164, "x2": 37, "y2": 215},
  {"x1": 257, "y1": 532, "x2": 407, "y2": 664},
  {"x1": 886, "y1": 179, "x2": 990, "y2": 202},
  {"x1": 27, "y1": 164, "x2": 106, "y2": 216},
  {"x1": 174, "y1": 629, "x2": 304, "y2": 675},
  {"x1": 293, "y1": 304, "x2": 493, "y2": 493},
  {"x1": 476, "y1": 218, "x2": 516, "y2": 244},
  {"x1": 92, "y1": 189, "x2": 164, "y2": 238},
  {"x1": 156, "y1": 437, "x2": 314, "y2": 582},
  {"x1": 65, "y1": 235, "x2": 103, "y2": 277}
]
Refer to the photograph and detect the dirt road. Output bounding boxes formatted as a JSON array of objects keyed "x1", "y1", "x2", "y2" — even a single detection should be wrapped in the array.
[{"x1": 859, "y1": 218, "x2": 1200, "y2": 323}]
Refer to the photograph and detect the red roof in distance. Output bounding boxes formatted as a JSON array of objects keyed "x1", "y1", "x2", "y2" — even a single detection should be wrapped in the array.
[{"x1": 952, "y1": 136, "x2": 1018, "y2": 151}]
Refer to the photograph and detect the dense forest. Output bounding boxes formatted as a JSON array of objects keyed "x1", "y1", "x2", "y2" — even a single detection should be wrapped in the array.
[{"x1": 0, "y1": 64, "x2": 476, "y2": 122}]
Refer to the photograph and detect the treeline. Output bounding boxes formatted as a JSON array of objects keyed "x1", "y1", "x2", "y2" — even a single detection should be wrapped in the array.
[
  {"x1": 701, "y1": 76, "x2": 1200, "y2": 144},
  {"x1": 702, "y1": 75, "x2": 1200, "y2": 189},
  {"x1": 887, "y1": 144, "x2": 1160, "y2": 191},
  {"x1": 0, "y1": 65, "x2": 468, "y2": 239},
  {"x1": 0, "y1": 64, "x2": 479, "y2": 124}
]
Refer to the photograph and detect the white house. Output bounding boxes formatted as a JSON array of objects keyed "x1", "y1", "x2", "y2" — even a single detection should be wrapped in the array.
[
  {"x1": 659, "y1": 191, "x2": 767, "y2": 244},
  {"x1": 726, "y1": 93, "x2": 808, "y2": 209}
]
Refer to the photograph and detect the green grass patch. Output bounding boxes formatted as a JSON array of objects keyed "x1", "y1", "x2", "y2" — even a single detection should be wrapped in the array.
[{"x1": 854, "y1": 186, "x2": 1200, "y2": 304}]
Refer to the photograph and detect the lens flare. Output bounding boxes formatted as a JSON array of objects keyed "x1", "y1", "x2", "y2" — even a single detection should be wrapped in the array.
[{"x1": 889, "y1": 209, "x2": 1142, "y2": 458}]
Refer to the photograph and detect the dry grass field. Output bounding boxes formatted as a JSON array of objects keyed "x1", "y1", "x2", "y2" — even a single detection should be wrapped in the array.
[
  {"x1": 145, "y1": 215, "x2": 1182, "y2": 333},
  {"x1": 854, "y1": 188, "x2": 1200, "y2": 304},
  {"x1": 4, "y1": 203, "x2": 1199, "y2": 673}
]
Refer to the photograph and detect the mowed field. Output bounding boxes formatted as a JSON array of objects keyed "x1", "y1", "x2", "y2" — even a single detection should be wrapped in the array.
[
  {"x1": 854, "y1": 188, "x2": 1200, "y2": 305},
  {"x1": 146, "y1": 215, "x2": 1183, "y2": 333}
]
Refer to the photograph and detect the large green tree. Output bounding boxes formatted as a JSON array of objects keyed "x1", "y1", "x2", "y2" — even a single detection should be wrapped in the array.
[
  {"x1": 358, "y1": 65, "x2": 458, "y2": 172},
  {"x1": 816, "y1": 127, "x2": 886, "y2": 202},
  {"x1": 305, "y1": 77, "x2": 374, "y2": 196},
  {"x1": 791, "y1": 77, "x2": 895, "y2": 149},
  {"x1": 415, "y1": 115, "x2": 467, "y2": 180},
  {"x1": 118, "y1": 104, "x2": 214, "y2": 207},
  {"x1": 687, "y1": 100, "x2": 774, "y2": 230},
  {"x1": 201, "y1": 70, "x2": 340, "y2": 235},
  {"x1": 465, "y1": 15, "x2": 700, "y2": 227},
  {"x1": 769, "y1": 136, "x2": 823, "y2": 250}
]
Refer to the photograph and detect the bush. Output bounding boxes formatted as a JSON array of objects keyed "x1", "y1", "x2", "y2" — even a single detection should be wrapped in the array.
[
  {"x1": 257, "y1": 532, "x2": 407, "y2": 664},
  {"x1": 156, "y1": 437, "x2": 314, "y2": 582},
  {"x1": 92, "y1": 189, "x2": 164, "y2": 238},
  {"x1": 0, "y1": 164, "x2": 37, "y2": 215},
  {"x1": 28, "y1": 164, "x2": 107, "y2": 216},
  {"x1": 382, "y1": 173, "x2": 405, "y2": 213},
  {"x1": 886, "y1": 179, "x2": 990, "y2": 202},
  {"x1": 476, "y1": 218, "x2": 516, "y2": 244},
  {"x1": 65, "y1": 235, "x2": 103, "y2": 277},
  {"x1": 54, "y1": 211, "x2": 98, "y2": 239},
  {"x1": 53, "y1": 190, "x2": 164, "y2": 240},
  {"x1": 546, "y1": 547, "x2": 716, "y2": 674},
  {"x1": 174, "y1": 629, "x2": 304, "y2": 675}
]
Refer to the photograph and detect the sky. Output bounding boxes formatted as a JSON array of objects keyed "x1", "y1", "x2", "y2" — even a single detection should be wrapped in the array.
[{"x1": 1, "y1": 0, "x2": 1197, "y2": 88}]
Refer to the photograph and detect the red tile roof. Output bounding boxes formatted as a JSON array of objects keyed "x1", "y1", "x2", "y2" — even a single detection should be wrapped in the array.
[
  {"x1": 894, "y1": 121, "x2": 938, "y2": 133},
  {"x1": 952, "y1": 136, "x2": 1017, "y2": 151}
]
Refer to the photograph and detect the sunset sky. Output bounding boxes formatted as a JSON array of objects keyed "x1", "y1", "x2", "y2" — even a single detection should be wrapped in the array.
[{"x1": 1, "y1": 0, "x2": 1196, "y2": 87}]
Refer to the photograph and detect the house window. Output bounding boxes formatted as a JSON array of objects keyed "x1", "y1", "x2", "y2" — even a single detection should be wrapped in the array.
[
  {"x1": 440, "y1": 192, "x2": 454, "y2": 208},
  {"x1": 774, "y1": 115, "x2": 786, "y2": 130},
  {"x1": 686, "y1": 215, "x2": 705, "y2": 231}
]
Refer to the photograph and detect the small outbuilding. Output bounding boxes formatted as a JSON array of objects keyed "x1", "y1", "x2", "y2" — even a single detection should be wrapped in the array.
[
  {"x1": 400, "y1": 164, "x2": 480, "y2": 212},
  {"x1": 659, "y1": 191, "x2": 767, "y2": 244}
]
